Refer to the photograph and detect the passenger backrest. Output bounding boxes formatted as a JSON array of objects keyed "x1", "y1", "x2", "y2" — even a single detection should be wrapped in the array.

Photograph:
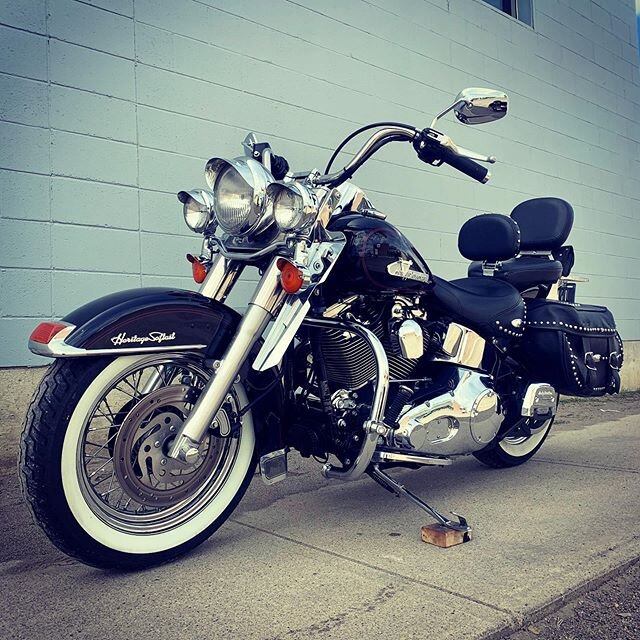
[{"x1": 510, "y1": 198, "x2": 573, "y2": 251}]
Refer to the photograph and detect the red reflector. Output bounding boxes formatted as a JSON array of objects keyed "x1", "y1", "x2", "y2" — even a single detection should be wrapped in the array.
[
  {"x1": 187, "y1": 253, "x2": 208, "y2": 284},
  {"x1": 278, "y1": 261, "x2": 304, "y2": 294},
  {"x1": 30, "y1": 322, "x2": 69, "y2": 344}
]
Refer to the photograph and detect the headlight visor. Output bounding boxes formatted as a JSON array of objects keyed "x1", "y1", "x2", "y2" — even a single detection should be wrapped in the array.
[
  {"x1": 177, "y1": 189, "x2": 215, "y2": 233},
  {"x1": 205, "y1": 157, "x2": 274, "y2": 236}
]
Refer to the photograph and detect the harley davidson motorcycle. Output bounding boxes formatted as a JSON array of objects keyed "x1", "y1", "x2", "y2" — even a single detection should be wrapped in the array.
[{"x1": 20, "y1": 88, "x2": 624, "y2": 569}]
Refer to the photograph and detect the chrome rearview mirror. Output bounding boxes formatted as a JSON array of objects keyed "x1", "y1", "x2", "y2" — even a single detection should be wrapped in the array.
[{"x1": 453, "y1": 88, "x2": 508, "y2": 125}]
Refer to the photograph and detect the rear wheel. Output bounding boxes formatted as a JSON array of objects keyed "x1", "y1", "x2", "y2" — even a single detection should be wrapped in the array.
[
  {"x1": 19, "y1": 353, "x2": 256, "y2": 569},
  {"x1": 473, "y1": 414, "x2": 555, "y2": 468}
]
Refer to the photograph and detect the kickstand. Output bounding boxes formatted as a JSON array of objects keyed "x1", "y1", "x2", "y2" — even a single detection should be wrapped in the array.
[{"x1": 368, "y1": 464, "x2": 471, "y2": 537}]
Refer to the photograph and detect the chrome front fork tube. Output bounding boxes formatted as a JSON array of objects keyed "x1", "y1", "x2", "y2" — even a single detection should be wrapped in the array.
[
  {"x1": 199, "y1": 252, "x2": 244, "y2": 302},
  {"x1": 169, "y1": 259, "x2": 285, "y2": 463},
  {"x1": 140, "y1": 255, "x2": 243, "y2": 398}
]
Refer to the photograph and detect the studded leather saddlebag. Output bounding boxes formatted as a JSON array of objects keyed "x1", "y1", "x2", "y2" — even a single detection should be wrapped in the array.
[{"x1": 520, "y1": 299, "x2": 623, "y2": 397}]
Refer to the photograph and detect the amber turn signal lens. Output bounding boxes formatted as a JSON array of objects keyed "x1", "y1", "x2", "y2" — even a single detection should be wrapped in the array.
[
  {"x1": 186, "y1": 253, "x2": 208, "y2": 284},
  {"x1": 277, "y1": 259, "x2": 304, "y2": 294},
  {"x1": 30, "y1": 322, "x2": 69, "y2": 344}
]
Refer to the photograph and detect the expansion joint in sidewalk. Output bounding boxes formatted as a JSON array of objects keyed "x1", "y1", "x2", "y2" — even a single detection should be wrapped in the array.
[{"x1": 231, "y1": 518, "x2": 513, "y2": 617}]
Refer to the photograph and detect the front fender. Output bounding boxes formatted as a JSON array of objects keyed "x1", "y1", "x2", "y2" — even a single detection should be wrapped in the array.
[
  {"x1": 30, "y1": 287, "x2": 237, "y2": 358},
  {"x1": 29, "y1": 286, "x2": 284, "y2": 456}
]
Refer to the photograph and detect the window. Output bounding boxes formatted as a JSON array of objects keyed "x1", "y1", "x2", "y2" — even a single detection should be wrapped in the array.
[{"x1": 481, "y1": 0, "x2": 533, "y2": 27}]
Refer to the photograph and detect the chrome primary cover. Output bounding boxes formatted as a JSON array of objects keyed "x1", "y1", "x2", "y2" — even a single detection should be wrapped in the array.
[{"x1": 393, "y1": 368, "x2": 502, "y2": 456}]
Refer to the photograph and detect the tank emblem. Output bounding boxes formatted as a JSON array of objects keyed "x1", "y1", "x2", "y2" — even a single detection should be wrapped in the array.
[{"x1": 387, "y1": 259, "x2": 430, "y2": 284}]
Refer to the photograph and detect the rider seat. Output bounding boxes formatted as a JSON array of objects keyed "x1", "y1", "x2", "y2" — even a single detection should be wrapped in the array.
[
  {"x1": 467, "y1": 198, "x2": 574, "y2": 291},
  {"x1": 430, "y1": 275, "x2": 525, "y2": 338},
  {"x1": 429, "y1": 213, "x2": 525, "y2": 338}
]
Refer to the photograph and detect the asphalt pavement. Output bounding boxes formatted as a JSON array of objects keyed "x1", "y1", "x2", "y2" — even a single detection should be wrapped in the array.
[{"x1": 0, "y1": 398, "x2": 639, "y2": 640}]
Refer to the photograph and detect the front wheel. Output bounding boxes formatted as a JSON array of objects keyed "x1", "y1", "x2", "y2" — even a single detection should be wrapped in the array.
[{"x1": 19, "y1": 353, "x2": 256, "y2": 570}]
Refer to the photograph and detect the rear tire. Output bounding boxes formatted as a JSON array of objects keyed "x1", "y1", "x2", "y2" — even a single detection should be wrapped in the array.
[
  {"x1": 473, "y1": 415, "x2": 554, "y2": 468},
  {"x1": 19, "y1": 354, "x2": 256, "y2": 570}
]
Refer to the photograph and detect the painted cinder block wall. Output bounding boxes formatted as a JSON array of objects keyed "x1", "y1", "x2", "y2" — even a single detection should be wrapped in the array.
[{"x1": 0, "y1": 0, "x2": 639, "y2": 367}]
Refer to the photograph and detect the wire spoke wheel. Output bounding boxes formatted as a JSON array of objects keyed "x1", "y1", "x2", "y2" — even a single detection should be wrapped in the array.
[
  {"x1": 19, "y1": 351, "x2": 256, "y2": 567},
  {"x1": 76, "y1": 354, "x2": 243, "y2": 534}
]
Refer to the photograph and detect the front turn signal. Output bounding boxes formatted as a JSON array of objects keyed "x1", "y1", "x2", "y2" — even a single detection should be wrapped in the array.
[
  {"x1": 277, "y1": 259, "x2": 304, "y2": 294},
  {"x1": 30, "y1": 322, "x2": 70, "y2": 344},
  {"x1": 186, "y1": 254, "x2": 208, "y2": 284}
]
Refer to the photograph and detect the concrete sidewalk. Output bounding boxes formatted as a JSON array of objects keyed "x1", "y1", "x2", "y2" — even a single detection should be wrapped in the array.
[{"x1": 1, "y1": 408, "x2": 639, "y2": 640}]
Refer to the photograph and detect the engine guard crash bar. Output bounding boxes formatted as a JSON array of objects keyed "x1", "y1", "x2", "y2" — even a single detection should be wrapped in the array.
[{"x1": 301, "y1": 316, "x2": 390, "y2": 481}]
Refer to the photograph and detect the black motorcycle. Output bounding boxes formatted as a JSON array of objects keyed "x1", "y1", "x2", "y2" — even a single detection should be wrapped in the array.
[{"x1": 20, "y1": 88, "x2": 623, "y2": 569}]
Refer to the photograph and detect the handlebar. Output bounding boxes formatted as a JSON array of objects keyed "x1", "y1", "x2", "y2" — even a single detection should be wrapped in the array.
[
  {"x1": 314, "y1": 125, "x2": 418, "y2": 187},
  {"x1": 299, "y1": 124, "x2": 494, "y2": 188}
]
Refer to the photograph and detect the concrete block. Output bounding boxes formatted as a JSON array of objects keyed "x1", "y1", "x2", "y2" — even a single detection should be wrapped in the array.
[
  {"x1": 0, "y1": 219, "x2": 51, "y2": 269},
  {"x1": 0, "y1": 122, "x2": 49, "y2": 175},
  {"x1": 620, "y1": 340, "x2": 640, "y2": 390},
  {"x1": 293, "y1": 0, "x2": 452, "y2": 64},
  {"x1": 138, "y1": 146, "x2": 205, "y2": 194},
  {"x1": 0, "y1": 26, "x2": 47, "y2": 81},
  {"x1": 141, "y1": 274, "x2": 196, "y2": 291},
  {"x1": 51, "y1": 130, "x2": 137, "y2": 186},
  {"x1": 51, "y1": 224, "x2": 140, "y2": 273},
  {"x1": 136, "y1": 65, "x2": 351, "y2": 152},
  {"x1": 0, "y1": 268, "x2": 51, "y2": 317},
  {"x1": 0, "y1": 171, "x2": 50, "y2": 221},
  {"x1": 50, "y1": 40, "x2": 135, "y2": 101},
  {"x1": 137, "y1": 105, "x2": 240, "y2": 161},
  {"x1": 590, "y1": 2, "x2": 612, "y2": 31},
  {"x1": 51, "y1": 270, "x2": 140, "y2": 316},
  {"x1": 48, "y1": 0, "x2": 134, "y2": 58},
  {"x1": 140, "y1": 232, "x2": 201, "y2": 277},
  {"x1": 0, "y1": 318, "x2": 45, "y2": 366},
  {"x1": 140, "y1": 189, "x2": 186, "y2": 236},
  {"x1": 594, "y1": 45, "x2": 618, "y2": 74},
  {"x1": 0, "y1": 75, "x2": 48, "y2": 128},
  {"x1": 135, "y1": 0, "x2": 212, "y2": 43},
  {"x1": 134, "y1": 23, "x2": 175, "y2": 70},
  {"x1": 50, "y1": 85, "x2": 137, "y2": 144},
  {"x1": 51, "y1": 177, "x2": 138, "y2": 230},
  {"x1": 0, "y1": 0, "x2": 46, "y2": 33},
  {"x1": 81, "y1": 0, "x2": 133, "y2": 18}
]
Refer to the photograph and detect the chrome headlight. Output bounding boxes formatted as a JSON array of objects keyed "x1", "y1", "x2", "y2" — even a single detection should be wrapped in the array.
[
  {"x1": 177, "y1": 189, "x2": 215, "y2": 233},
  {"x1": 267, "y1": 182, "x2": 317, "y2": 232},
  {"x1": 205, "y1": 157, "x2": 274, "y2": 236}
]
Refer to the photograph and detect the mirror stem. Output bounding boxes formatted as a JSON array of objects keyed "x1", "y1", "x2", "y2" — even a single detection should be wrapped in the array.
[{"x1": 429, "y1": 99, "x2": 467, "y2": 130}]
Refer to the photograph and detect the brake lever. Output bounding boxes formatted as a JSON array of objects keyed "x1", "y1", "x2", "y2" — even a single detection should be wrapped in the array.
[
  {"x1": 454, "y1": 145, "x2": 496, "y2": 164},
  {"x1": 434, "y1": 132, "x2": 496, "y2": 164}
]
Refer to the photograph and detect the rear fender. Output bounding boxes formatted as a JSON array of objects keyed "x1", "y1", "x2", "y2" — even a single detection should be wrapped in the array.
[{"x1": 28, "y1": 287, "x2": 284, "y2": 455}]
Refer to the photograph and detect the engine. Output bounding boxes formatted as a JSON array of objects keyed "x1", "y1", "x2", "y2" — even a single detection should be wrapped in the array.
[
  {"x1": 312, "y1": 297, "x2": 503, "y2": 459},
  {"x1": 393, "y1": 367, "x2": 502, "y2": 456},
  {"x1": 316, "y1": 297, "x2": 442, "y2": 390}
]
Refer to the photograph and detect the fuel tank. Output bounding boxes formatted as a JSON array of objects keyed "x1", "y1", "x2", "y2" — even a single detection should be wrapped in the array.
[{"x1": 324, "y1": 214, "x2": 432, "y2": 298}]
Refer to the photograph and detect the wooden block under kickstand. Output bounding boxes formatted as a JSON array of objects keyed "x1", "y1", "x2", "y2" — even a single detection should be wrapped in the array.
[{"x1": 421, "y1": 524, "x2": 471, "y2": 548}]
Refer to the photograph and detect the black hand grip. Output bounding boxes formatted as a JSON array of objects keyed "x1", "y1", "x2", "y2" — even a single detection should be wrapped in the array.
[{"x1": 438, "y1": 146, "x2": 489, "y2": 183}]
